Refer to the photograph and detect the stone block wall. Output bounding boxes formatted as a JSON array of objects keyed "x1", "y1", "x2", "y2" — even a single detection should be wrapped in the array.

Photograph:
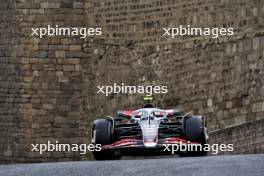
[
  {"x1": 209, "y1": 118, "x2": 264, "y2": 154},
  {"x1": 0, "y1": 0, "x2": 91, "y2": 163},
  {"x1": 92, "y1": 0, "x2": 264, "y2": 44}
]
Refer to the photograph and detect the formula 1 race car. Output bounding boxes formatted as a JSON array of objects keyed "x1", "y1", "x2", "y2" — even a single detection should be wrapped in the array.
[{"x1": 91, "y1": 98, "x2": 209, "y2": 160}]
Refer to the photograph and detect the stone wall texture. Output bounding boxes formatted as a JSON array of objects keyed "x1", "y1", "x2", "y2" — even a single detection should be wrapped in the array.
[
  {"x1": 1, "y1": 0, "x2": 264, "y2": 163},
  {"x1": 209, "y1": 118, "x2": 264, "y2": 154}
]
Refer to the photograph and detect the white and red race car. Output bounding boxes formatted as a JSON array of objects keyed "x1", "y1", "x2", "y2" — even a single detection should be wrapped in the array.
[{"x1": 91, "y1": 103, "x2": 208, "y2": 160}]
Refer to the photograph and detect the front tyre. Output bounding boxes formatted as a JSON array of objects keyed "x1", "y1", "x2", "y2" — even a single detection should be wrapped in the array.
[
  {"x1": 180, "y1": 116, "x2": 208, "y2": 157},
  {"x1": 91, "y1": 119, "x2": 120, "y2": 160}
]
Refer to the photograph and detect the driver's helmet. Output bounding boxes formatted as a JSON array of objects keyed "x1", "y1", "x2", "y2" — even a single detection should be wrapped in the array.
[{"x1": 142, "y1": 96, "x2": 154, "y2": 108}]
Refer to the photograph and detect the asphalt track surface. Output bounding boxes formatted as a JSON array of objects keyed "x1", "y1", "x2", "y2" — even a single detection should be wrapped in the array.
[{"x1": 0, "y1": 154, "x2": 263, "y2": 176}]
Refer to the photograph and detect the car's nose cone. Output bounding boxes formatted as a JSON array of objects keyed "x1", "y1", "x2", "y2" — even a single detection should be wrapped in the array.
[{"x1": 141, "y1": 124, "x2": 158, "y2": 147}]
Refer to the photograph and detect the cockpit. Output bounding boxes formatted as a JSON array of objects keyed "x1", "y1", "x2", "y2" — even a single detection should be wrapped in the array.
[{"x1": 131, "y1": 108, "x2": 167, "y2": 122}]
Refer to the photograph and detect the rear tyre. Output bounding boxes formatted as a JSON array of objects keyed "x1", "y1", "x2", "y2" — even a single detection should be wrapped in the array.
[
  {"x1": 180, "y1": 116, "x2": 208, "y2": 157},
  {"x1": 92, "y1": 119, "x2": 120, "y2": 160}
]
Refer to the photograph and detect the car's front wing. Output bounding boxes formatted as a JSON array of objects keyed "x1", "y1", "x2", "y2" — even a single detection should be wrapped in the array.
[{"x1": 101, "y1": 137, "x2": 199, "y2": 150}]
